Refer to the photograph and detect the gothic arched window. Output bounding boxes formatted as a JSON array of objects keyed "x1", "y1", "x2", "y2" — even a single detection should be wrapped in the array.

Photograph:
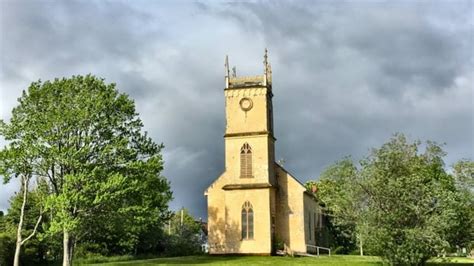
[
  {"x1": 240, "y1": 143, "x2": 252, "y2": 178},
  {"x1": 241, "y1": 201, "x2": 254, "y2": 239}
]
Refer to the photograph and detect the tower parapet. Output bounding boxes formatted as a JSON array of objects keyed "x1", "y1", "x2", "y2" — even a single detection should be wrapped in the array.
[
  {"x1": 225, "y1": 49, "x2": 272, "y2": 89},
  {"x1": 228, "y1": 75, "x2": 266, "y2": 88}
]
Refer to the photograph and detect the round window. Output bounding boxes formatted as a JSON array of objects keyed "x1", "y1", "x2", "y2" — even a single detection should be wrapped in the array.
[{"x1": 239, "y1": 98, "x2": 253, "y2": 111}]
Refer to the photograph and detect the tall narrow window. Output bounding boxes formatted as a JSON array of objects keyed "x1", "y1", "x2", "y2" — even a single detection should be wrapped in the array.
[
  {"x1": 308, "y1": 212, "x2": 312, "y2": 240},
  {"x1": 314, "y1": 212, "x2": 317, "y2": 241},
  {"x1": 240, "y1": 143, "x2": 252, "y2": 178},
  {"x1": 241, "y1": 201, "x2": 254, "y2": 239}
]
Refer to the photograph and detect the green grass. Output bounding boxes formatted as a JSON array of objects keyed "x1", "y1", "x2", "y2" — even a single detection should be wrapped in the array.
[
  {"x1": 77, "y1": 255, "x2": 474, "y2": 266},
  {"x1": 429, "y1": 257, "x2": 474, "y2": 264}
]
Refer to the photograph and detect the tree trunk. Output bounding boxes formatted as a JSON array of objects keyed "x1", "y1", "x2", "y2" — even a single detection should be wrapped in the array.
[
  {"x1": 13, "y1": 239, "x2": 22, "y2": 266},
  {"x1": 63, "y1": 229, "x2": 74, "y2": 266},
  {"x1": 359, "y1": 232, "x2": 364, "y2": 256},
  {"x1": 13, "y1": 176, "x2": 28, "y2": 266}
]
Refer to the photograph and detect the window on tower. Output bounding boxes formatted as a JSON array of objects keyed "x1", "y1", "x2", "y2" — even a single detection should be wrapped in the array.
[
  {"x1": 241, "y1": 201, "x2": 254, "y2": 240},
  {"x1": 240, "y1": 143, "x2": 252, "y2": 178}
]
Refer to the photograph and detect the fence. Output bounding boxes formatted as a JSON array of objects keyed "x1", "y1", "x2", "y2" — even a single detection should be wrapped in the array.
[{"x1": 306, "y1": 245, "x2": 331, "y2": 256}]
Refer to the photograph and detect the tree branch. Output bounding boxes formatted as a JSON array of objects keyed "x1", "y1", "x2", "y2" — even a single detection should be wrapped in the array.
[{"x1": 20, "y1": 211, "x2": 43, "y2": 245}]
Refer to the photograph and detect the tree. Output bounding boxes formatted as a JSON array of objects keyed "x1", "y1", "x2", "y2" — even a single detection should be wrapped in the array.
[
  {"x1": 0, "y1": 211, "x2": 4, "y2": 231},
  {"x1": 309, "y1": 134, "x2": 473, "y2": 265},
  {"x1": 0, "y1": 122, "x2": 45, "y2": 266},
  {"x1": 453, "y1": 160, "x2": 474, "y2": 191},
  {"x1": 360, "y1": 134, "x2": 468, "y2": 265},
  {"x1": 165, "y1": 208, "x2": 203, "y2": 256},
  {"x1": 308, "y1": 158, "x2": 367, "y2": 255},
  {"x1": 0, "y1": 210, "x2": 15, "y2": 266},
  {"x1": 449, "y1": 160, "x2": 474, "y2": 253},
  {"x1": 3, "y1": 186, "x2": 53, "y2": 265},
  {"x1": 0, "y1": 75, "x2": 172, "y2": 266},
  {"x1": 12, "y1": 177, "x2": 43, "y2": 266}
]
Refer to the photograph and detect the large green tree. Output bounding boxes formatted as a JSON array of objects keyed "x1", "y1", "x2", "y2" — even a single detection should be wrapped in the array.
[
  {"x1": 0, "y1": 75, "x2": 172, "y2": 266},
  {"x1": 361, "y1": 135, "x2": 473, "y2": 265},
  {"x1": 309, "y1": 134, "x2": 473, "y2": 265}
]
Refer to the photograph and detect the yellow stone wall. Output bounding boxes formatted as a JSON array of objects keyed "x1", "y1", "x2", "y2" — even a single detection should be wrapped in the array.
[
  {"x1": 224, "y1": 87, "x2": 272, "y2": 135},
  {"x1": 207, "y1": 164, "x2": 316, "y2": 254},
  {"x1": 223, "y1": 85, "x2": 276, "y2": 186},
  {"x1": 224, "y1": 135, "x2": 275, "y2": 185},
  {"x1": 224, "y1": 188, "x2": 272, "y2": 254},
  {"x1": 206, "y1": 173, "x2": 227, "y2": 254},
  {"x1": 206, "y1": 173, "x2": 274, "y2": 254},
  {"x1": 274, "y1": 165, "x2": 319, "y2": 253}
]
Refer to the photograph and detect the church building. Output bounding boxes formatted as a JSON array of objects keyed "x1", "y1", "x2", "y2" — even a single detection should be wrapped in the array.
[{"x1": 205, "y1": 51, "x2": 320, "y2": 255}]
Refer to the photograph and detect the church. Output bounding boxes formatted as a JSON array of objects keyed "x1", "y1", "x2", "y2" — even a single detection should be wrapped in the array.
[{"x1": 205, "y1": 51, "x2": 321, "y2": 255}]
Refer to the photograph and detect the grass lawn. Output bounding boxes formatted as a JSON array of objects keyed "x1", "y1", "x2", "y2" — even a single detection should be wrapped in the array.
[{"x1": 78, "y1": 255, "x2": 474, "y2": 266}]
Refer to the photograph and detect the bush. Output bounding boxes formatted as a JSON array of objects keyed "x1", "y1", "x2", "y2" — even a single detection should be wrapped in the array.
[
  {"x1": 273, "y1": 236, "x2": 285, "y2": 252},
  {"x1": 332, "y1": 246, "x2": 345, "y2": 254},
  {"x1": 75, "y1": 254, "x2": 134, "y2": 264},
  {"x1": 164, "y1": 233, "x2": 203, "y2": 256},
  {"x1": 0, "y1": 233, "x2": 14, "y2": 266}
]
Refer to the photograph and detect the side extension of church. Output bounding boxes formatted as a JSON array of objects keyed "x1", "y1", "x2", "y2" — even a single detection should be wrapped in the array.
[{"x1": 205, "y1": 51, "x2": 321, "y2": 255}]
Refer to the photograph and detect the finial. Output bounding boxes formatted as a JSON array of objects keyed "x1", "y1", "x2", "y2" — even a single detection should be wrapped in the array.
[
  {"x1": 268, "y1": 63, "x2": 272, "y2": 83},
  {"x1": 225, "y1": 55, "x2": 230, "y2": 77},
  {"x1": 225, "y1": 55, "x2": 230, "y2": 89},
  {"x1": 263, "y1": 48, "x2": 268, "y2": 71},
  {"x1": 263, "y1": 48, "x2": 270, "y2": 86}
]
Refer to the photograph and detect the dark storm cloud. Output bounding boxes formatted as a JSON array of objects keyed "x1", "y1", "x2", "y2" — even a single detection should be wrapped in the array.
[
  {"x1": 1, "y1": 0, "x2": 472, "y2": 219},
  {"x1": 222, "y1": 1, "x2": 469, "y2": 96},
  {"x1": 211, "y1": 1, "x2": 472, "y2": 179}
]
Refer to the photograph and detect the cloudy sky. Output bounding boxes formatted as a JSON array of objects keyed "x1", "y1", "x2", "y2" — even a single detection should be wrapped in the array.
[{"x1": 0, "y1": 0, "x2": 472, "y2": 219}]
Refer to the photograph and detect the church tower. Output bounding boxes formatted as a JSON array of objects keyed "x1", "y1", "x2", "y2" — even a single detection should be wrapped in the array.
[
  {"x1": 206, "y1": 51, "x2": 319, "y2": 255},
  {"x1": 223, "y1": 49, "x2": 276, "y2": 187}
]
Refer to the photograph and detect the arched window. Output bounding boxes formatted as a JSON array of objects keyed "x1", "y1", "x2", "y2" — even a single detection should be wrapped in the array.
[
  {"x1": 240, "y1": 143, "x2": 252, "y2": 178},
  {"x1": 241, "y1": 201, "x2": 254, "y2": 239}
]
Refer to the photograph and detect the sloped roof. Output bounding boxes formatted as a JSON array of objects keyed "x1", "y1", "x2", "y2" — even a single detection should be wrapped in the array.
[{"x1": 275, "y1": 162, "x2": 316, "y2": 199}]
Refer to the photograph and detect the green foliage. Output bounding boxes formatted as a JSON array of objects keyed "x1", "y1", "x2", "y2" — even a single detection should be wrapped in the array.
[
  {"x1": 360, "y1": 134, "x2": 467, "y2": 265},
  {"x1": 0, "y1": 232, "x2": 14, "y2": 266},
  {"x1": 453, "y1": 160, "x2": 474, "y2": 189},
  {"x1": 74, "y1": 254, "x2": 136, "y2": 264},
  {"x1": 309, "y1": 134, "x2": 474, "y2": 265},
  {"x1": 2, "y1": 188, "x2": 62, "y2": 264},
  {"x1": 0, "y1": 75, "x2": 172, "y2": 263},
  {"x1": 272, "y1": 235, "x2": 285, "y2": 251},
  {"x1": 0, "y1": 187, "x2": 59, "y2": 265},
  {"x1": 0, "y1": 211, "x2": 5, "y2": 232},
  {"x1": 163, "y1": 208, "x2": 203, "y2": 256},
  {"x1": 307, "y1": 158, "x2": 364, "y2": 254},
  {"x1": 324, "y1": 219, "x2": 357, "y2": 254},
  {"x1": 448, "y1": 160, "x2": 474, "y2": 252}
]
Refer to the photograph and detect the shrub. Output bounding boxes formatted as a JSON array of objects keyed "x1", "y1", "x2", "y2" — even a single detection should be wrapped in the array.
[{"x1": 0, "y1": 233, "x2": 14, "y2": 266}]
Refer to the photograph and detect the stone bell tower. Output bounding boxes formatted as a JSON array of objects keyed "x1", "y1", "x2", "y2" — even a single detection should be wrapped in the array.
[
  {"x1": 223, "y1": 49, "x2": 276, "y2": 186},
  {"x1": 206, "y1": 50, "x2": 281, "y2": 255},
  {"x1": 206, "y1": 50, "x2": 320, "y2": 256}
]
